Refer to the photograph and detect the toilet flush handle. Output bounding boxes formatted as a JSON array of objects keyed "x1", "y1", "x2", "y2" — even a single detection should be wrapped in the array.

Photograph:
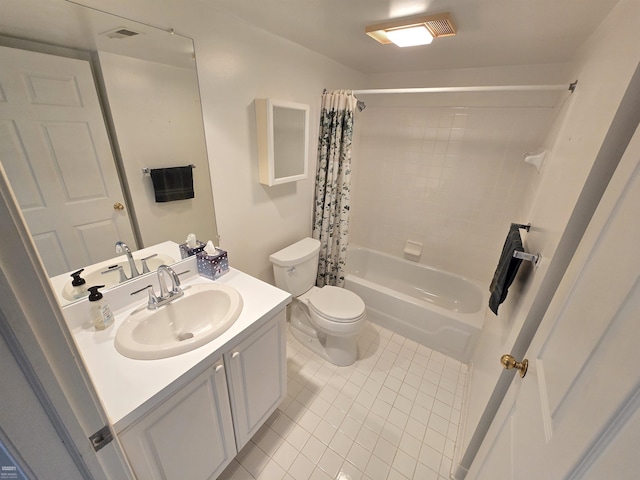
[{"x1": 287, "y1": 266, "x2": 296, "y2": 273}]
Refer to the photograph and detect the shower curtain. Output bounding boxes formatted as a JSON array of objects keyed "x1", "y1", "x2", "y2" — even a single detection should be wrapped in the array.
[{"x1": 312, "y1": 90, "x2": 358, "y2": 287}]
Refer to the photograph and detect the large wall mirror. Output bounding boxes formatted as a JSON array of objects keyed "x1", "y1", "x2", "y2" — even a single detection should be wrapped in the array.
[{"x1": 0, "y1": 0, "x2": 218, "y2": 304}]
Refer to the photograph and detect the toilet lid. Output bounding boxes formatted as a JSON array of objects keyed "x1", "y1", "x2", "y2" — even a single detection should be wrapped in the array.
[{"x1": 308, "y1": 286, "x2": 365, "y2": 322}]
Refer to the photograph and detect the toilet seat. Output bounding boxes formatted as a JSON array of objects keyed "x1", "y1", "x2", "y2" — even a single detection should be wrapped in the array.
[{"x1": 308, "y1": 286, "x2": 366, "y2": 323}]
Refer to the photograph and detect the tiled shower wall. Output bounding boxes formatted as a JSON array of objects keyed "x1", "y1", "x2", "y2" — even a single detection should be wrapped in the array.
[{"x1": 349, "y1": 105, "x2": 556, "y2": 284}]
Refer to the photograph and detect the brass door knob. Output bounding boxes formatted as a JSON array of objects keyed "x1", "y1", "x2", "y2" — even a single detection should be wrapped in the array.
[
  {"x1": 500, "y1": 354, "x2": 528, "y2": 378},
  {"x1": 113, "y1": 202, "x2": 125, "y2": 211}
]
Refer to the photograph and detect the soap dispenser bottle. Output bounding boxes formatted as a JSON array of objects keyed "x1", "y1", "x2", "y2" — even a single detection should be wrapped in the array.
[
  {"x1": 70, "y1": 269, "x2": 88, "y2": 300},
  {"x1": 87, "y1": 285, "x2": 114, "y2": 331}
]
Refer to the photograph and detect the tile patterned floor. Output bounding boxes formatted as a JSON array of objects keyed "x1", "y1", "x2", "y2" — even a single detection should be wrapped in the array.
[{"x1": 219, "y1": 321, "x2": 467, "y2": 480}]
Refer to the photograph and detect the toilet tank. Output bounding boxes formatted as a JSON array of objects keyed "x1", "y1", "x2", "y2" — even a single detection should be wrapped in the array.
[{"x1": 269, "y1": 237, "x2": 320, "y2": 297}]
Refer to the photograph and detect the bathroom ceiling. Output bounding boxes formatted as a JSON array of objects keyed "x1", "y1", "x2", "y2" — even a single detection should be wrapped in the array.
[{"x1": 205, "y1": 0, "x2": 621, "y2": 74}]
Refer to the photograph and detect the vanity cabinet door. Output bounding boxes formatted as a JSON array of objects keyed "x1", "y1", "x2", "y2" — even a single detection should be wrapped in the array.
[
  {"x1": 225, "y1": 310, "x2": 287, "y2": 450},
  {"x1": 119, "y1": 358, "x2": 236, "y2": 480}
]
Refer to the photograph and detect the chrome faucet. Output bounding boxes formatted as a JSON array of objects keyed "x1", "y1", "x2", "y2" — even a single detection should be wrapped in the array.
[
  {"x1": 131, "y1": 264, "x2": 184, "y2": 309},
  {"x1": 157, "y1": 265, "x2": 182, "y2": 300},
  {"x1": 115, "y1": 241, "x2": 141, "y2": 279}
]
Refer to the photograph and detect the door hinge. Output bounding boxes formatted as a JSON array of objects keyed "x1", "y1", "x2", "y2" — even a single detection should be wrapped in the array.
[{"x1": 89, "y1": 425, "x2": 113, "y2": 452}]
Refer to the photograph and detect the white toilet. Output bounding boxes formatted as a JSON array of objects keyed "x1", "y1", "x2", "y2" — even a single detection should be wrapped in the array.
[{"x1": 270, "y1": 237, "x2": 367, "y2": 366}]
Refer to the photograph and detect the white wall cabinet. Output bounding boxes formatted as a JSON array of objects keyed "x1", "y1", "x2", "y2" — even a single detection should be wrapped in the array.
[
  {"x1": 119, "y1": 311, "x2": 286, "y2": 479},
  {"x1": 255, "y1": 98, "x2": 309, "y2": 186}
]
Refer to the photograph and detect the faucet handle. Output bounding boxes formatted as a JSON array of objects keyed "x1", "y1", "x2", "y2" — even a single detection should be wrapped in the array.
[
  {"x1": 102, "y1": 265, "x2": 128, "y2": 283},
  {"x1": 131, "y1": 284, "x2": 159, "y2": 308},
  {"x1": 140, "y1": 254, "x2": 158, "y2": 274}
]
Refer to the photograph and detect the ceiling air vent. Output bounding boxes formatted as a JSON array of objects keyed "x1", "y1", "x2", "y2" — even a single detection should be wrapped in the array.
[
  {"x1": 424, "y1": 14, "x2": 456, "y2": 37},
  {"x1": 101, "y1": 27, "x2": 143, "y2": 40}
]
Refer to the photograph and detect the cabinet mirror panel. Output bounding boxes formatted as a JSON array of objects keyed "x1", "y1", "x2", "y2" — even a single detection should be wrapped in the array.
[{"x1": 256, "y1": 98, "x2": 309, "y2": 186}]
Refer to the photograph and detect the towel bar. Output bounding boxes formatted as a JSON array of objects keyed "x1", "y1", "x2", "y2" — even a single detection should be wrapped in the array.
[
  {"x1": 511, "y1": 222, "x2": 531, "y2": 232},
  {"x1": 513, "y1": 250, "x2": 541, "y2": 266},
  {"x1": 142, "y1": 164, "x2": 195, "y2": 175}
]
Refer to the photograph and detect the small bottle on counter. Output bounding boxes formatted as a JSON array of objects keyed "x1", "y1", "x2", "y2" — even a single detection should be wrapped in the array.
[{"x1": 87, "y1": 285, "x2": 114, "y2": 331}]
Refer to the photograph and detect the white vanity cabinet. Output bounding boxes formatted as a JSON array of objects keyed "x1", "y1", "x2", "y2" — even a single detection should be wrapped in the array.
[
  {"x1": 118, "y1": 310, "x2": 287, "y2": 480},
  {"x1": 225, "y1": 310, "x2": 287, "y2": 450},
  {"x1": 118, "y1": 356, "x2": 236, "y2": 480}
]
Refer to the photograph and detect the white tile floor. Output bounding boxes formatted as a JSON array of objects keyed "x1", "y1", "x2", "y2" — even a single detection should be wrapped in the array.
[{"x1": 219, "y1": 321, "x2": 467, "y2": 480}]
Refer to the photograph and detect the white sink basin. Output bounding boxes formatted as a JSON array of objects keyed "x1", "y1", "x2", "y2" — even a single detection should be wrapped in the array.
[
  {"x1": 114, "y1": 283, "x2": 243, "y2": 360},
  {"x1": 60, "y1": 254, "x2": 175, "y2": 301}
]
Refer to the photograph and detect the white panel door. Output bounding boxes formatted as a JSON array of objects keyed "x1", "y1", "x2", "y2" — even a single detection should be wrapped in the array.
[
  {"x1": 225, "y1": 312, "x2": 287, "y2": 450},
  {"x1": 0, "y1": 45, "x2": 135, "y2": 276},
  {"x1": 468, "y1": 124, "x2": 640, "y2": 479}
]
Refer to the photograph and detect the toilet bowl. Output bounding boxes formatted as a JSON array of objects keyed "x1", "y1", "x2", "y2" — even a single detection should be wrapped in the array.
[
  {"x1": 294, "y1": 286, "x2": 366, "y2": 365},
  {"x1": 270, "y1": 238, "x2": 367, "y2": 366}
]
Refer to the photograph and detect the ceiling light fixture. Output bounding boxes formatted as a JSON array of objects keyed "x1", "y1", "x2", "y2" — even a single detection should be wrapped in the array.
[
  {"x1": 385, "y1": 25, "x2": 433, "y2": 47},
  {"x1": 365, "y1": 12, "x2": 456, "y2": 47}
]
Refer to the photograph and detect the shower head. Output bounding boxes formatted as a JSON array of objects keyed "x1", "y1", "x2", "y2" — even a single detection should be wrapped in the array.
[{"x1": 357, "y1": 99, "x2": 366, "y2": 112}]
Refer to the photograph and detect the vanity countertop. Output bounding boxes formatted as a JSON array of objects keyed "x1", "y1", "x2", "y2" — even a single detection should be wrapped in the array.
[{"x1": 62, "y1": 258, "x2": 290, "y2": 432}]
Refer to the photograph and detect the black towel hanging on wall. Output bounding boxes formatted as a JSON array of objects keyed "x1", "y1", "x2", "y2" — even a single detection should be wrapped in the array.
[
  {"x1": 488, "y1": 224, "x2": 525, "y2": 314},
  {"x1": 149, "y1": 166, "x2": 195, "y2": 202}
]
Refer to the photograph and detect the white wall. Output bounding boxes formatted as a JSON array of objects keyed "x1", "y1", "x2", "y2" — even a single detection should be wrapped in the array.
[
  {"x1": 458, "y1": 0, "x2": 640, "y2": 475},
  {"x1": 349, "y1": 63, "x2": 575, "y2": 283},
  {"x1": 193, "y1": 14, "x2": 365, "y2": 281},
  {"x1": 98, "y1": 52, "x2": 218, "y2": 248},
  {"x1": 350, "y1": 102, "x2": 554, "y2": 283}
]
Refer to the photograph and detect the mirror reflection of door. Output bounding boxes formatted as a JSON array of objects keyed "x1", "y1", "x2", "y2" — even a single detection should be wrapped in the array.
[{"x1": 0, "y1": 46, "x2": 136, "y2": 276}]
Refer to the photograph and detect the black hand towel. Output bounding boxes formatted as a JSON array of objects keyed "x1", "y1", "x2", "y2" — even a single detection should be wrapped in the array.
[
  {"x1": 149, "y1": 166, "x2": 194, "y2": 202},
  {"x1": 489, "y1": 225, "x2": 525, "y2": 315}
]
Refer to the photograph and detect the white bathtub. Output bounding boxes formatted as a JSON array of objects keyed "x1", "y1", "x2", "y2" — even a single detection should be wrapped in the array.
[{"x1": 344, "y1": 245, "x2": 487, "y2": 362}]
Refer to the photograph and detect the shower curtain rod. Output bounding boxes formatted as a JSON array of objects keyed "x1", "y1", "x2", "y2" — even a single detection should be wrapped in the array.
[{"x1": 352, "y1": 81, "x2": 577, "y2": 95}]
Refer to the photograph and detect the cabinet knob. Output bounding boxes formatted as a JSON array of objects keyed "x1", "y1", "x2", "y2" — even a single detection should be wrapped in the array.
[
  {"x1": 231, "y1": 351, "x2": 240, "y2": 359},
  {"x1": 215, "y1": 364, "x2": 224, "y2": 373}
]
